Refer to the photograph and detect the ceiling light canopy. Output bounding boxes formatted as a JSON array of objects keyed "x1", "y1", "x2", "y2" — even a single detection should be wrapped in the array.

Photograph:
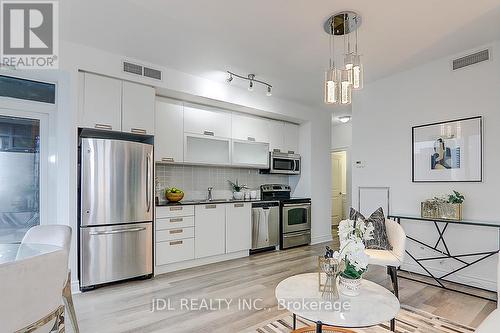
[
  {"x1": 226, "y1": 71, "x2": 272, "y2": 97},
  {"x1": 324, "y1": 11, "x2": 363, "y2": 106}
]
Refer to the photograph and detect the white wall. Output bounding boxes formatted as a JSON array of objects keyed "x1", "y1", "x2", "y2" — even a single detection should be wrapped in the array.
[
  {"x1": 331, "y1": 122, "x2": 352, "y2": 150},
  {"x1": 352, "y1": 41, "x2": 500, "y2": 290},
  {"x1": 55, "y1": 41, "x2": 332, "y2": 290}
]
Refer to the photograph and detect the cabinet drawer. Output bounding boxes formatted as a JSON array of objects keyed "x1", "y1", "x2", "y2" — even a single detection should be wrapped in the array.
[
  {"x1": 156, "y1": 227, "x2": 194, "y2": 242},
  {"x1": 156, "y1": 238, "x2": 195, "y2": 266},
  {"x1": 156, "y1": 216, "x2": 194, "y2": 230},
  {"x1": 156, "y1": 205, "x2": 194, "y2": 218}
]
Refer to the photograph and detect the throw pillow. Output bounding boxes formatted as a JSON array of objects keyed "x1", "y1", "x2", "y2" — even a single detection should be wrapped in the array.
[{"x1": 349, "y1": 207, "x2": 392, "y2": 250}]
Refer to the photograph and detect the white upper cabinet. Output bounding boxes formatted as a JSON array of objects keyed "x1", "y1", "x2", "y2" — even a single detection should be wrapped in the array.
[
  {"x1": 184, "y1": 105, "x2": 231, "y2": 138},
  {"x1": 283, "y1": 123, "x2": 300, "y2": 154},
  {"x1": 225, "y1": 203, "x2": 252, "y2": 253},
  {"x1": 267, "y1": 120, "x2": 285, "y2": 152},
  {"x1": 231, "y1": 113, "x2": 269, "y2": 143},
  {"x1": 155, "y1": 98, "x2": 184, "y2": 163},
  {"x1": 231, "y1": 140, "x2": 269, "y2": 168},
  {"x1": 122, "y1": 81, "x2": 155, "y2": 135},
  {"x1": 184, "y1": 134, "x2": 231, "y2": 166},
  {"x1": 80, "y1": 72, "x2": 122, "y2": 131}
]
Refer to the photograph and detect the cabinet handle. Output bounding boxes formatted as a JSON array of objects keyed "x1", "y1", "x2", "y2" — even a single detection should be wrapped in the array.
[
  {"x1": 162, "y1": 157, "x2": 174, "y2": 162},
  {"x1": 273, "y1": 148, "x2": 281, "y2": 153},
  {"x1": 287, "y1": 150, "x2": 295, "y2": 154},
  {"x1": 169, "y1": 207, "x2": 183, "y2": 211},
  {"x1": 170, "y1": 217, "x2": 183, "y2": 222},
  {"x1": 94, "y1": 123, "x2": 112, "y2": 130},
  {"x1": 247, "y1": 137, "x2": 256, "y2": 142},
  {"x1": 203, "y1": 130, "x2": 215, "y2": 136},
  {"x1": 131, "y1": 128, "x2": 147, "y2": 134},
  {"x1": 205, "y1": 204, "x2": 217, "y2": 209},
  {"x1": 234, "y1": 203, "x2": 244, "y2": 208},
  {"x1": 169, "y1": 229, "x2": 183, "y2": 234},
  {"x1": 169, "y1": 240, "x2": 183, "y2": 246}
]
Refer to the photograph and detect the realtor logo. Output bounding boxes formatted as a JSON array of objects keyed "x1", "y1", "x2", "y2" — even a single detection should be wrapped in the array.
[{"x1": 1, "y1": 1, "x2": 58, "y2": 68}]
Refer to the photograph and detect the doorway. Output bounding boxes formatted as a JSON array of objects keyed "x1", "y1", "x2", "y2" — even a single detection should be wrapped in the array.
[{"x1": 331, "y1": 151, "x2": 347, "y2": 231}]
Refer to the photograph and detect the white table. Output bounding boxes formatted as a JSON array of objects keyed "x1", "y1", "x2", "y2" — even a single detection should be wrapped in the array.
[
  {"x1": 275, "y1": 273, "x2": 400, "y2": 332},
  {"x1": 0, "y1": 243, "x2": 62, "y2": 265}
]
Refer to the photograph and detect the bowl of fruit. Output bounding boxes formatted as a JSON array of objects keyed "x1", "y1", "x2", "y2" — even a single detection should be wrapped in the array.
[{"x1": 165, "y1": 187, "x2": 184, "y2": 202}]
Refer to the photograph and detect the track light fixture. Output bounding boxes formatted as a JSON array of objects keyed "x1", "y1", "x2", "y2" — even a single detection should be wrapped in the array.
[{"x1": 226, "y1": 71, "x2": 272, "y2": 97}]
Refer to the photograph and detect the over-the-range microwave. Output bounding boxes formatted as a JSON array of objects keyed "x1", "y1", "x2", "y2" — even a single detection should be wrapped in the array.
[{"x1": 261, "y1": 151, "x2": 301, "y2": 175}]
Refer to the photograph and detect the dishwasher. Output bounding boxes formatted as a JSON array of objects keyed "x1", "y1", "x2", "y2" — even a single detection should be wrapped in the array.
[{"x1": 250, "y1": 201, "x2": 280, "y2": 253}]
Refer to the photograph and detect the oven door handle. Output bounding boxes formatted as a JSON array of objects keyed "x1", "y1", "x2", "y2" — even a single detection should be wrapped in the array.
[
  {"x1": 283, "y1": 203, "x2": 311, "y2": 208},
  {"x1": 283, "y1": 230, "x2": 311, "y2": 238}
]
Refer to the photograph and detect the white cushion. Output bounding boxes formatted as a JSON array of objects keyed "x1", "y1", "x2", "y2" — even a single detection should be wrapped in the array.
[
  {"x1": 366, "y1": 249, "x2": 401, "y2": 267},
  {"x1": 475, "y1": 309, "x2": 500, "y2": 333}
]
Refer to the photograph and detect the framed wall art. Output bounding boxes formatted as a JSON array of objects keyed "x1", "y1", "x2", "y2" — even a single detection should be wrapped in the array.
[{"x1": 412, "y1": 116, "x2": 482, "y2": 182}]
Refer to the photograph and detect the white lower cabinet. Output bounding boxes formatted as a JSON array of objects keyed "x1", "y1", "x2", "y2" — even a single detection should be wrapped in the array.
[
  {"x1": 225, "y1": 203, "x2": 251, "y2": 253},
  {"x1": 195, "y1": 204, "x2": 226, "y2": 258},
  {"x1": 156, "y1": 238, "x2": 195, "y2": 266}
]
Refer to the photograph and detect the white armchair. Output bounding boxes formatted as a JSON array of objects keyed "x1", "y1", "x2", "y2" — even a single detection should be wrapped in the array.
[
  {"x1": 475, "y1": 253, "x2": 499, "y2": 333},
  {"x1": 21, "y1": 225, "x2": 79, "y2": 333},
  {"x1": 0, "y1": 249, "x2": 67, "y2": 332},
  {"x1": 365, "y1": 219, "x2": 406, "y2": 298}
]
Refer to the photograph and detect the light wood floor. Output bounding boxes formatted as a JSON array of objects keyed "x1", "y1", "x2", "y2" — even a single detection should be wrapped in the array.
[{"x1": 71, "y1": 242, "x2": 496, "y2": 333}]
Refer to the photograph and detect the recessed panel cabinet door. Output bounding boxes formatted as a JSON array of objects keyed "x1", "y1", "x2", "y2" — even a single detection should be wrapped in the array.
[
  {"x1": 195, "y1": 204, "x2": 226, "y2": 258},
  {"x1": 122, "y1": 81, "x2": 155, "y2": 135},
  {"x1": 283, "y1": 123, "x2": 299, "y2": 154},
  {"x1": 268, "y1": 120, "x2": 285, "y2": 152},
  {"x1": 80, "y1": 72, "x2": 122, "y2": 131},
  {"x1": 184, "y1": 106, "x2": 231, "y2": 138},
  {"x1": 231, "y1": 113, "x2": 270, "y2": 143},
  {"x1": 155, "y1": 99, "x2": 184, "y2": 163},
  {"x1": 225, "y1": 203, "x2": 251, "y2": 253}
]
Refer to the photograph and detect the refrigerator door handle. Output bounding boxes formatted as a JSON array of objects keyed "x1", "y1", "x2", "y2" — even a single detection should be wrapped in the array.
[
  {"x1": 89, "y1": 227, "x2": 147, "y2": 235},
  {"x1": 146, "y1": 153, "x2": 152, "y2": 213}
]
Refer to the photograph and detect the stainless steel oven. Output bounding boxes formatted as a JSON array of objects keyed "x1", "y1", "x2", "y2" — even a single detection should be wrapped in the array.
[
  {"x1": 282, "y1": 202, "x2": 311, "y2": 234},
  {"x1": 269, "y1": 152, "x2": 301, "y2": 175}
]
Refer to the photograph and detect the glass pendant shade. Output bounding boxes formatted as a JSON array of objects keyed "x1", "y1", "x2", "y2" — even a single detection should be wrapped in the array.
[
  {"x1": 338, "y1": 69, "x2": 352, "y2": 105},
  {"x1": 324, "y1": 68, "x2": 339, "y2": 104},
  {"x1": 351, "y1": 54, "x2": 363, "y2": 90}
]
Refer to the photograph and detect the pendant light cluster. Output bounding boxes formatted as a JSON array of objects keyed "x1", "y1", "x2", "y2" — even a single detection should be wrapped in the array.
[
  {"x1": 226, "y1": 71, "x2": 272, "y2": 96},
  {"x1": 324, "y1": 12, "x2": 363, "y2": 105}
]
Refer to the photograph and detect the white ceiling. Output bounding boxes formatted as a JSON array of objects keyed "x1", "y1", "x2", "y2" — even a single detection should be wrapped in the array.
[{"x1": 62, "y1": 0, "x2": 500, "y2": 112}]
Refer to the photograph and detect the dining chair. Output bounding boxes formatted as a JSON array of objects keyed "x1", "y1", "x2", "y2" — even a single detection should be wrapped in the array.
[
  {"x1": 0, "y1": 248, "x2": 67, "y2": 332},
  {"x1": 474, "y1": 253, "x2": 499, "y2": 333},
  {"x1": 365, "y1": 219, "x2": 406, "y2": 298},
  {"x1": 22, "y1": 225, "x2": 80, "y2": 333}
]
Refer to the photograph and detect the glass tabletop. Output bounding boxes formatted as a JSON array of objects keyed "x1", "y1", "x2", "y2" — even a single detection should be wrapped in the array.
[{"x1": 0, "y1": 243, "x2": 62, "y2": 265}]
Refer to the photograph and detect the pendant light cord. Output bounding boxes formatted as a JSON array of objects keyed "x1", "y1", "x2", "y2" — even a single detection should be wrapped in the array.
[
  {"x1": 355, "y1": 16, "x2": 359, "y2": 54},
  {"x1": 329, "y1": 20, "x2": 335, "y2": 68}
]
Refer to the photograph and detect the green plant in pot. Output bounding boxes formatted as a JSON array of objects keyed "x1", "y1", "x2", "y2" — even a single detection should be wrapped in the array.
[{"x1": 228, "y1": 179, "x2": 248, "y2": 200}]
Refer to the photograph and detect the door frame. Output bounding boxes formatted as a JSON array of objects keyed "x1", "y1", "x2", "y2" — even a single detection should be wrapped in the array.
[{"x1": 331, "y1": 147, "x2": 351, "y2": 222}]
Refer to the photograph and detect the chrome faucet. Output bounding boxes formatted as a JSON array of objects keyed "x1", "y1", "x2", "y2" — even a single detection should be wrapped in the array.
[{"x1": 207, "y1": 187, "x2": 214, "y2": 201}]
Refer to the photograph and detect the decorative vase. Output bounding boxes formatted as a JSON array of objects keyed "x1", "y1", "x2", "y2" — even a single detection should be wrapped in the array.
[
  {"x1": 339, "y1": 274, "x2": 362, "y2": 296},
  {"x1": 233, "y1": 191, "x2": 244, "y2": 200},
  {"x1": 318, "y1": 257, "x2": 342, "y2": 300}
]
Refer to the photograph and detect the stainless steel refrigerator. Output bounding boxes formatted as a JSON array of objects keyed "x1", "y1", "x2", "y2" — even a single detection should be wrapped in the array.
[{"x1": 79, "y1": 138, "x2": 153, "y2": 290}]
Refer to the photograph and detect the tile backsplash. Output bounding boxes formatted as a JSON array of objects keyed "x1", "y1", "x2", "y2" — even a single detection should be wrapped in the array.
[{"x1": 155, "y1": 164, "x2": 289, "y2": 201}]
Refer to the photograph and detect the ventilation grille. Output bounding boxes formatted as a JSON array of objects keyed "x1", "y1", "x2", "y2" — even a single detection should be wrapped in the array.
[
  {"x1": 122, "y1": 61, "x2": 163, "y2": 81},
  {"x1": 452, "y1": 49, "x2": 489, "y2": 70},
  {"x1": 123, "y1": 61, "x2": 143, "y2": 75},
  {"x1": 144, "y1": 67, "x2": 162, "y2": 80}
]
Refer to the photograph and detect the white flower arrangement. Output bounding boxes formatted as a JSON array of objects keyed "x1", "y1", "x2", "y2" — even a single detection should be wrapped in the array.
[{"x1": 336, "y1": 218, "x2": 374, "y2": 279}]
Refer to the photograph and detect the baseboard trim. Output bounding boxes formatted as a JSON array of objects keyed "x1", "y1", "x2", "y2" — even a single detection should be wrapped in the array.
[
  {"x1": 311, "y1": 234, "x2": 333, "y2": 245},
  {"x1": 154, "y1": 250, "x2": 249, "y2": 276},
  {"x1": 400, "y1": 262, "x2": 496, "y2": 291}
]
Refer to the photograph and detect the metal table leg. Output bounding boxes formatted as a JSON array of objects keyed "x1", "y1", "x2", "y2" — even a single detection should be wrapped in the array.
[
  {"x1": 316, "y1": 321, "x2": 322, "y2": 333},
  {"x1": 293, "y1": 313, "x2": 296, "y2": 330},
  {"x1": 390, "y1": 318, "x2": 395, "y2": 332}
]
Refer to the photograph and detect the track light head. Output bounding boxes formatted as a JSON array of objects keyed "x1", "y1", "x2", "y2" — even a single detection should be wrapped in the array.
[
  {"x1": 266, "y1": 86, "x2": 272, "y2": 96},
  {"x1": 248, "y1": 80, "x2": 254, "y2": 91},
  {"x1": 226, "y1": 73, "x2": 233, "y2": 83}
]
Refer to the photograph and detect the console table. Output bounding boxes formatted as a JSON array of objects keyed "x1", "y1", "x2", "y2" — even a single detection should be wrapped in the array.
[{"x1": 388, "y1": 214, "x2": 500, "y2": 301}]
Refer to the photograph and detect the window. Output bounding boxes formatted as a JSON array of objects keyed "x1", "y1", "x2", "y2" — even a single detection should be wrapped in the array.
[
  {"x1": 0, "y1": 75, "x2": 56, "y2": 104},
  {"x1": 0, "y1": 115, "x2": 40, "y2": 243}
]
